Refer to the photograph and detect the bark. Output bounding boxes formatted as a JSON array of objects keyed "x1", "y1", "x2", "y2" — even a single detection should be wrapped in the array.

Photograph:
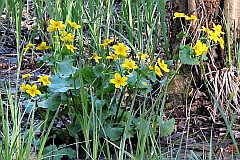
[{"x1": 224, "y1": 0, "x2": 240, "y2": 37}]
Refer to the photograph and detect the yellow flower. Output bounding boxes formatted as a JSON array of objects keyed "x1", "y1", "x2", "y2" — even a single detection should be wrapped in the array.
[
  {"x1": 209, "y1": 31, "x2": 219, "y2": 43},
  {"x1": 38, "y1": 75, "x2": 51, "y2": 86},
  {"x1": 47, "y1": 19, "x2": 66, "y2": 32},
  {"x1": 148, "y1": 65, "x2": 154, "y2": 70},
  {"x1": 65, "y1": 44, "x2": 76, "y2": 52},
  {"x1": 173, "y1": 12, "x2": 186, "y2": 19},
  {"x1": 67, "y1": 20, "x2": 81, "y2": 29},
  {"x1": 36, "y1": 42, "x2": 51, "y2": 51},
  {"x1": 198, "y1": 26, "x2": 212, "y2": 34},
  {"x1": 193, "y1": 40, "x2": 208, "y2": 56},
  {"x1": 24, "y1": 43, "x2": 36, "y2": 51},
  {"x1": 106, "y1": 52, "x2": 119, "y2": 60},
  {"x1": 138, "y1": 52, "x2": 148, "y2": 60},
  {"x1": 185, "y1": 15, "x2": 198, "y2": 21},
  {"x1": 60, "y1": 31, "x2": 68, "y2": 36},
  {"x1": 22, "y1": 73, "x2": 33, "y2": 79},
  {"x1": 26, "y1": 84, "x2": 41, "y2": 97},
  {"x1": 61, "y1": 33, "x2": 74, "y2": 42},
  {"x1": 122, "y1": 59, "x2": 138, "y2": 72},
  {"x1": 99, "y1": 38, "x2": 114, "y2": 47},
  {"x1": 88, "y1": 52, "x2": 102, "y2": 63},
  {"x1": 20, "y1": 83, "x2": 31, "y2": 92},
  {"x1": 154, "y1": 64, "x2": 163, "y2": 77},
  {"x1": 113, "y1": 43, "x2": 129, "y2": 58},
  {"x1": 212, "y1": 23, "x2": 224, "y2": 36},
  {"x1": 157, "y1": 58, "x2": 170, "y2": 72},
  {"x1": 110, "y1": 73, "x2": 128, "y2": 88},
  {"x1": 219, "y1": 37, "x2": 224, "y2": 49}
]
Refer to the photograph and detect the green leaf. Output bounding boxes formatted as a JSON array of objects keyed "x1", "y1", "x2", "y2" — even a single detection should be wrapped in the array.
[
  {"x1": 105, "y1": 126, "x2": 123, "y2": 141},
  {"x1": 179, "y1": 44, "x2": 198, "y2": 65},
  {"x1": 81, "y1": 66, "x2": 94, "y2": 82},
  {"x1": 48, "y1": 75, "x2": 73, "y2": 92},
  {"x1": 93, "y1": 65, "x2": 105, "y2": 78},
  {"x1": 47, "y1": 93, "x2": 61, "y2": 111},
  {"x1": 43, "y1": 145, "x2": 76, "y2": 160},
  {"x1": 56, "y1": 61, "x2": 77, "y2": 76},
  {"x1": 200, "y1": 53, "x2": 208, "y2": 61},
  {"x1": 160, "y1": 118, "x2": 175, "y2": 136},
  {"x1": 147, "y1": 71, "x2": 156, "y2": 82}
]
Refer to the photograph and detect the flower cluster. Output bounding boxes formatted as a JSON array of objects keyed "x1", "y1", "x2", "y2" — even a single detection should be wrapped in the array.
[
  {"x1": 97, "y1": 39, "x2": 170, "y2": 88},
  {"x1": 20, "y1": 74, "x2": 51, "y2": 97},
  {"x1": 198, "y1": 23, "x2": 225, "y2": 49},
  {"x1": 24, "y1": 19, "x2": 82, "y2": 53},
  {"x1": 173, "y1": 12, "x2": 198, "y2": 21}
]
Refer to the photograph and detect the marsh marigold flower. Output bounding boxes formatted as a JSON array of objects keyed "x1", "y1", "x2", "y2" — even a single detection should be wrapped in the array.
[
  {"x1": 138, "y1": 52, "x2": 148, "y2": 61},
  {"x1": 38, "y1": 75, "x2": 51, "y2": 86},
  {"x1": 22, "y1": 73, "x2": 33, "y2": 79},
  {"x1": 209, "y1": 31, "x2": 219, "y2": 43},
  {"x1": 106, "y1": 52, "x2": 119, "y2": 60},
  {"x1": 185, "y1": 15, "x2": 198, "y2": 21},
  {"x1": 122, "y1": 59, "x2": 138, "y2": 72},
  {"x1": 99, "y1": 38, "x2": 114, "y2": 47},
  {"x1": 47, "y1": 19, "x2": 65, "y2": 32},
  {"x1": 113, "y1": 43, "x2": 129, "y2": 58},
  {"x1": 193, "y1": 40, "x2": 208, "y2": 56},
  {"x1": 154, "y1": 64, "x2": 163, "y2": 77},
  {"x1": 212, "y1": 23, "x2": 224, "y2": 36},
  {"x1": 67, "y1": 20, "x2": 81, "y2": 29},
  {"x1": 36, "y1": 42, "x2": 51, "y2": 51},
  {"x1": 24, "y1": 43, "x2": 36, "y2": 51},
  {"x1": 20, "y1": 83, "x2": 31, "y2": 92},
  {"x1": 88, "y1": 52, "x2": 102, "y2": 63},
  {"x1": 157, "y1": 58, "x2": 170, "y2": 72},
  {"x1": 219, "y1": 37, "x2": 224, "y2": 49},
  {"x1": 65, "y1": 44, "x2": 76, "y2": 52},
  {"x1": 198, "y1": 26, "x2": 212, "y2": 34},
  {"x1": 173, "y1": 12, "x2": 186, "y2": 19},
  {"x1": 26, "y1": 84, "x2": 41, "y2": 97},
  {"x1": 110, "y1": 73, "x2": 128, "y2": 88},
  {"x1": 61, "y1": 33, "x2": 74, "y2": 42}
]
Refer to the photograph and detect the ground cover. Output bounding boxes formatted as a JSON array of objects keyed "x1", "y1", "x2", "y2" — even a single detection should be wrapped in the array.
[{"x1": 0, "y1": 0, "x2": 240, "y2": 159}]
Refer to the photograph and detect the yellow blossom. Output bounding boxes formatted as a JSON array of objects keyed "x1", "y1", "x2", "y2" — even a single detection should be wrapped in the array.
[
  {"x1": 26, "y1": 84, "x2": 41, "y2": 97},
  {"x1": 61, "y1": 33, "x2": 74, "y2": 42},
  {"x1": 22, "y1": 73, "x2": 33, "y2": 79},
  {"x1": 110, "y1": 73, "x2": 128, "y2": 88},
  {"x1": 36, "y1": 42, "x2": 51, "y2": 51},
  {"x1": 193, "y1": 40, "x2": 208, "y2": 56},
  {"x1": 67, "y1": 20, "x2": 81, "y2": 29},
  {"x1": 47, "y1": 19, "x2": 65, "y2": 32},
  {"x1": 65, "y1": 44, "x2": 76, "y2": 52},
  {"x1": 209, "y1": 31, "x2": 219, "y2": 43},
  {"x1": 185, "y1": 15, "x2": 198, "y2": 21},
  {"x1": 198, "y1": 26, "x2": 212, "y2": 34},
  {"x1": 24, "y1": 43, "x2": 36, "y2": 51},
  {"x1": 212, "y1": 23, "x2": 224, "y2": 36},
  {"x1": 122, "y1": 59, "x2": 138, "y2": 72},
  {"x1": 173, "y1": 12, "x2": 186, "y2": 19},
  {"x1": 20, "y1": 83, "x2": 31, "y2": 92},
  {"x1": 157, "y1": 58, "x2": 170, "y2": 72},
  {"x1": 106, "y1": 52, "x2": 119, "y2": 60},
  {"x1": 219, "y1": 37, "x2": 224, "y2": 49},
  {"x1": 38, "y1": 75, "x2": 51, "y2": 86},
  {"x1": 154, "y1": 64, "x2": 163, "y2": 77},
  {"x1": 148, "y1": 65, "x2": 154, "y2": 70},
  {"x1": 99, "y1": 38, "x2": 114, "y2": 47},
  {"x1": 138, "y1": 52, "x2": 148, "y2": 60},
  {"x1": 88, "y1": 52, "x2": 102, "y2": 63},
  {"x1": 113, "y1": 43, "x2": 129, "y2": 58}
]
